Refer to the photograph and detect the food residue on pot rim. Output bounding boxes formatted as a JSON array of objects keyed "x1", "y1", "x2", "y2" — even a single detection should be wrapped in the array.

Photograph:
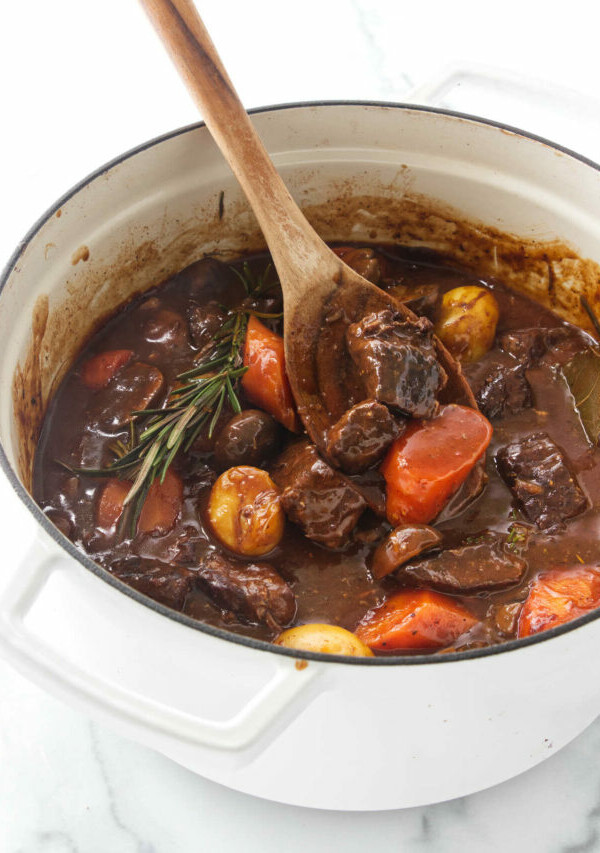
[
  {"x1": 11, "y1": 186, "x2": 600, "y2": 492},
  {"x1": 71, "y1": 245, "x2": 90, "y2": 265}
]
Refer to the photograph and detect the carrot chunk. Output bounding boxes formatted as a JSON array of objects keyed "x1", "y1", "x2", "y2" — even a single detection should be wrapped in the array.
[
  {"x1": 380, "y1": 404, "x2": 492, "y2": 525},
  {"x1": 518, "y1": 566, "x2": 600, "y2": 638},
  {"x1": 81, "y1": 349, "x2": 133, "y2": 390},
  {"x1": 242, "y1": 316, "x2": 299, "y2": 432},
  {"x1": 137, "y1": 468, "x2": 183, "y2": 536},
  {"x1": 96, "y1": 478, "x2": 132, "y2": 530},
  {"x1": 355, "y1": 589, "x2": 478, "y2": 651}
]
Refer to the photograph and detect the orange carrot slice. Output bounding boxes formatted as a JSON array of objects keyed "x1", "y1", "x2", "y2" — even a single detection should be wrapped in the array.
[
  {"x1": 356, "y1": 589, "x2": 478, "y2": 651},
  {"x1": 137, "y1": 468, "x2": 183, "y2": 536},
  {"x1": 81, "y1": 349, "x2": 133, "y2": 390},
  {"x1": 242, "y1": 316, "x2": 299, "y2": 432},
  {"x1": 380, "y1": 404, "x2": 492, "y2": 524},
  {"x1": 96, "y1": 478, "x2": 132, "y2": 529},
  {"x1": 518, "y1": 566, "x2": 600, "y2": 637}
]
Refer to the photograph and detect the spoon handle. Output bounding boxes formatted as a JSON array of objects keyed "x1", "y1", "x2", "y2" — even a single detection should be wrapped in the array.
[{"x1": 139, "y1": 0, "x2": 334, "y2": 302}]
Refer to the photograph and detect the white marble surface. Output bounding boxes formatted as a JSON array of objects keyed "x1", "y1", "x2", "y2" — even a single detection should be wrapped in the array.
[{"x1": 2, "y1": 1, "x2": 600, "y2": 849}]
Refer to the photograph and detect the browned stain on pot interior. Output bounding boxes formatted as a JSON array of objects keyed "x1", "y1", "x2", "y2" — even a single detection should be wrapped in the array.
[
  {"x1": 10, "y1": 184, "x2": 600, "y2": 489},
  {"x1": 302, "y1": 191, "x2": 600, "y2": 337},
  {"x1": 12, "y1": 294, "x2": 49, "y2": 489},
  {"x1": 71, "y1": 245, "x2": 90, "y2": 265},
  {"x1": 11, "y1": 189, "x2": 259, "y2": 487}
]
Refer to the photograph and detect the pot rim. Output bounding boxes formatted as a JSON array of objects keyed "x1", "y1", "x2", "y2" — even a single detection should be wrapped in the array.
[{"x1": 2, "y1": 99, "x2": 600, "y2": 667}]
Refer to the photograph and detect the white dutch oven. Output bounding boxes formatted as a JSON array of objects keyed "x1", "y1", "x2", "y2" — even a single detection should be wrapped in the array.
[{"x1": 1, "y1": 103, "x2": 600, "y2": 811}]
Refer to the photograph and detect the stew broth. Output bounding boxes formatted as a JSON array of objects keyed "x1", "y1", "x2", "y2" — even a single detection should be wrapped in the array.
[{"x1": 33, "y1": 247, "x2": 600, "y2": 653}]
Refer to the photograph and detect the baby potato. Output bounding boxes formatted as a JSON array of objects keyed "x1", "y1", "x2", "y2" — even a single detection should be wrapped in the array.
[
  {"x1": 275, "y1": 624, "x2": 374, "y2": 657},
  {"x1": 207, "y1": 466, "x2": 284, "y2": 557},
  {"x1": 435, "y1": 285, "x2": 499, "y2": 363}
]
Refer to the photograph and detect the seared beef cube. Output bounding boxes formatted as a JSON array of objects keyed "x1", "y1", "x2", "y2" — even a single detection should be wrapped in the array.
[
  {"x1": 346, "y1": 311, "x2": 446, "y2": 418},
  {"x1": 396, "y1": 532, "x2": 527, "y2": 593},
  {"x1": 496, "y1": 432, "x2": 587, "y2": 531},
  {"x1": 187, "y1": 303, "x2": 227, "y2": 351},
  {"x1": 272, "y1": 440, "x2": 366, "y2": 547},
  {"x1": 175, "y1": 257, "x2": 246, "y2": 309},
  {"x1": 142, "y1": 308, "x2": 189, "y2": 351},
  {"x1": 500, "y1": 326, "x2": 589, "y2": 368},
  {"x1": 542, "y1": 327, "x2": 591, "y2": 367},
  {"x1": 499, "y1": 328, "x2": 550, "y2": 365},
  {"x1": 326, "y1": 400, "x2": 403, "y2": 474},
  {"x1": 464, "y1": 351, "x2": 532, "y2": 419},
  {"x1": 197, "y1": 551, "x2": 296, "y2": 628},
  {"x1": 112, "y1": 563, "x2": 194, "y2": 611}
]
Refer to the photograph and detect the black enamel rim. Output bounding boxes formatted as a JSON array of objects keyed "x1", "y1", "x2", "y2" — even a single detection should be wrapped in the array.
[{"x1": 2, "y1": 99, "x2": 600, "y2": 667}]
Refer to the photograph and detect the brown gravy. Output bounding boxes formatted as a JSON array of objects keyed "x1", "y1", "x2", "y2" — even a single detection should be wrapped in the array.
[{"x1": 32, "y1": 246, "x2": 600, "y2": 651}]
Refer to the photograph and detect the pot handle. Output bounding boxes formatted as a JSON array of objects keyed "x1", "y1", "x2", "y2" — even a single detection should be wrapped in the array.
[
  {"x1": 407, "y1": 63, "x2": 600, "y2": 161},
  {"x1": 0, "y1": 535, "x2": 318, "y2": 751}
]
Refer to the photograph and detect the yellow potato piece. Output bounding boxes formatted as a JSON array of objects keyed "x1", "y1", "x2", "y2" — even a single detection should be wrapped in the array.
[
  {"x1": 208, "y1": 465, "x2": 284, "y2": 556},
  {"x1": 275, "y1": 623, "x2": 374, "y2": 657},
  {"x1": 435, "y1": 285, "x2": 499, "y2": 363}
]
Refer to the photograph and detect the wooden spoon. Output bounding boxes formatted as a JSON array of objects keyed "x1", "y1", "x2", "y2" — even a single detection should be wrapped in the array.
[{"x1": 138, "y1": 0, "x2": 474, "y2": 455}]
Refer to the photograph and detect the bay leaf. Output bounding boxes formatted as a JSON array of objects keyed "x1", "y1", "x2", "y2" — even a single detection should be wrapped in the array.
[{"x1": 563, "y1": 348, "x2": 600, "y2": 445}]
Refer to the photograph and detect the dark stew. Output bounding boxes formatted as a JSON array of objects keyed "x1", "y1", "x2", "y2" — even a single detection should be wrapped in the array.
[{"x1": 33, "y1": 245, "x2": 600, "y2": 656}]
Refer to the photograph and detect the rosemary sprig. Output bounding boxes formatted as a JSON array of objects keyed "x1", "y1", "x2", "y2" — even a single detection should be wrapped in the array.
[
  {"x1": 232, "y1": 260, "x2": 278, "y2": 297},
  {"x1": 120, "y1": 309, "x2": 249, "y2": 515},
  {"x1": 61, "y1": 262, "x2": 282, "y2": 536}
]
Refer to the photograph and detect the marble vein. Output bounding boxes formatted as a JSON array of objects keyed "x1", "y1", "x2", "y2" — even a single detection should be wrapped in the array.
[
  {"x1": 88, "y1": 724, "x2": 157, "y2": 853},
  {"x1": 350, "y1": 0, "x2": 414, "y2": 100}
]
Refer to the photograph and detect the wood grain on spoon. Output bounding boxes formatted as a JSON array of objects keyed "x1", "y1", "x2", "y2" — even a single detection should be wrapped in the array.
[{"x1": 138, "y1": 0, "x2": 475, "y2": 456}]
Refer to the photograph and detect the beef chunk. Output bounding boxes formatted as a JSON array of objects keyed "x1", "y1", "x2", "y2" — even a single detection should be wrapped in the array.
[
  {"x1": 196, "y1": 551, "x2": 296, "y2": 629},
  {"x1": 496, "y1": 432, "x2": 587, "y2": 531},
  {"x1": 395, "y1": 532, "x2": 527, "y2": 593},
  {"x1": 175, "y1": 257, "x2": 246, "y2": 309},
  {"x1": 464, "y1": 351, "x2": 532, "y2": 420},
  {"x1": 371, "y1": 524, "x2": 443, "y2": 579},
  {"x1": 272, "y1": 440, "x2": 366, "y2": 547},
  {"x1": 499, "y1": 328, "x2": 550, "y2": 365},
  {"x1": 346, "y1": 311, "x2": 446, "y2": 418},
  {"x1": 142, "y1": 308, "x2": 189, "y2": 350},
  {"x1": 544, "y1": 328, "x2": 591, "y2": 367},
  {"x1": 187, "y1": 303, "x2": 227, "y2": 351},
  {"x1": 112, "y1": 563, "x2": 194, "y2": 610},
  {"x1": 326, "y1": 400, "x2": 403, "y2": 474},
  {"x1": 499, "y1": 326, "x2": 589, "y2": 368}
]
